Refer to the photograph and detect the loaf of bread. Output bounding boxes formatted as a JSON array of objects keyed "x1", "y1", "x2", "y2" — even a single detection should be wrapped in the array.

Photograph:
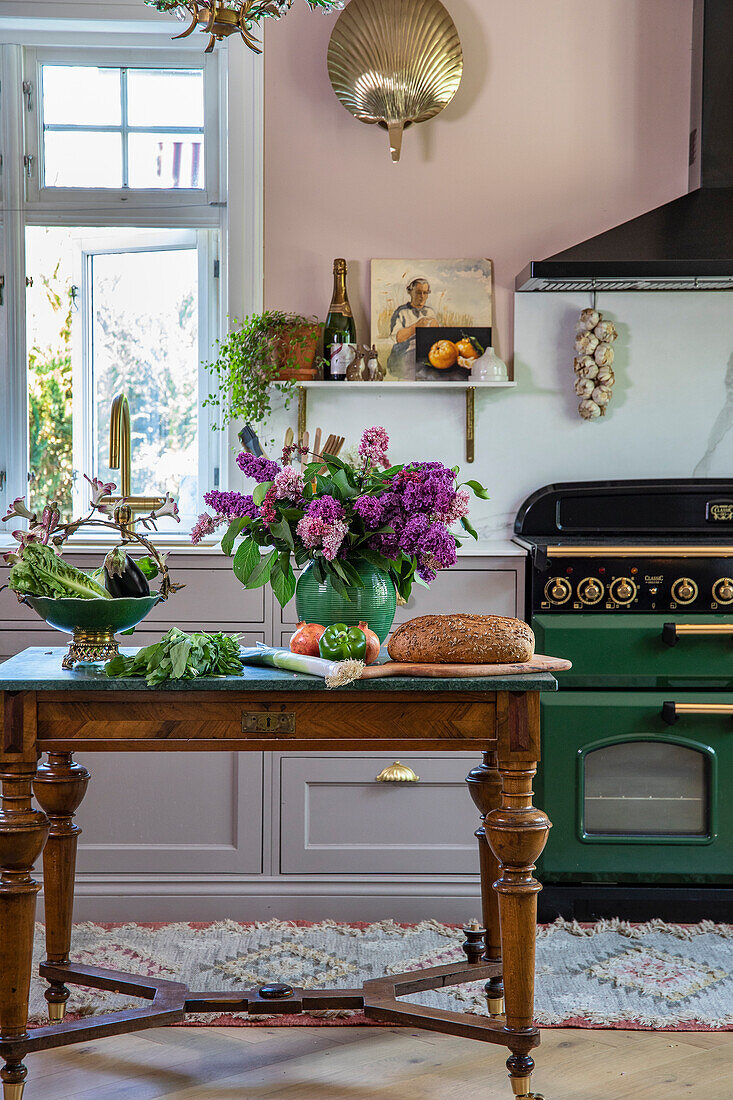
[{"x1": 387, "y1": 614, "x2": 535, "y2": 665}]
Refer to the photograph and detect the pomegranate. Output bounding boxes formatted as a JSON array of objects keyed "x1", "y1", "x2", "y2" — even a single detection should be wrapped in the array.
[
  {"x1": 358, "y1": 621, "x2": 381, "y2": 665},
  {"x1": 289, "y1": 621, "x2": 325, "y2": 657}
]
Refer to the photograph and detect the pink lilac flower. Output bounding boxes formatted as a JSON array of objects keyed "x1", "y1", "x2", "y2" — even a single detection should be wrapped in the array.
[
  {"x1": 359, "y1": 426, "x2": 390, "y2": 468},
  {"x1": 259, "y1": 486, "x2": 277, "y2": 526},
  {"x1": 322, "y1": 520, "x2": 348, "y2": 561},
  {"x1": 353, "y1": 495, "x2": 384, "y2": 529},
  {"x1": 296, "y1": 514, "x2": 325, "y2": 549},
  {"x1": 191, "y1": 513, "x2": 226, "y2": 545},
  {"x1": 274, "y1": 466, "x2": 304, "y2": 501},
  {"x1": 236, "y1": 452, "x2": 281, "y2": 483},
  {"x1": 434, "y1": 487, "x2": 471, "y2": 526},
  {"x1": 308, "y1": 496, "x2": 344, "y2": 523},
  {"x1": 204, "y1": 490, "x2": 256, "y2": 519}
]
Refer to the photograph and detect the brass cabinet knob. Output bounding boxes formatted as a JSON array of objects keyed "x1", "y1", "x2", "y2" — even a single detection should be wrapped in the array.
[
  {"x1": 609, "y1": 577, "x2": 637, "y2": 605},
  {"x1": 672, "y1": 577, "x2": 698, "y2": 604},
  {"x1": 375, "y1": 761, "x2": 420, "y2": 783},
  {"x1": 713, "y1": 577, "x2": 733, "y2": 604},
  {"x1": 544, "y1": 577, "x2": 572, "y2": 604},
  {"x1": 577, "y1": 577, "x2": 604, "y2": 605}
]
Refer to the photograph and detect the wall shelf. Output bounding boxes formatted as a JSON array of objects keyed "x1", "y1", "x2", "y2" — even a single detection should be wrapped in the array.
[{"x1": 295, "y1": 380, "x2": 516, "y2": 463}]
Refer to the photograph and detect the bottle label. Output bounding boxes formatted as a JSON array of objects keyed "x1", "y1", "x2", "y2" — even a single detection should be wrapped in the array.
[
  {"x1": 330, "y1": 343, "x2": 358, "y2": 379},
  {"x1": 328, "y1": 302, "x2": 353, "y2": 317}
]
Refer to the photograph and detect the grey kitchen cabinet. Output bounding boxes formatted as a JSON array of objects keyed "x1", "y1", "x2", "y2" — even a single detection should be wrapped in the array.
[
  {"x1": 0, "y1": 550, "x2": 524, "y2": 920},
  {"x1": 279, "y1": 754, "x2": 479, "y2": 875}
]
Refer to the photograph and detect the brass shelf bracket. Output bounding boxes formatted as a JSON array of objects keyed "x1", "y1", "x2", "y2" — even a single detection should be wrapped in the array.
[
  {"x1": 466, "y1": 386, "x2": 475, "y2": 464},
  {"x1": 298, "y1": 386, "x2": 307, "y2": 446}
]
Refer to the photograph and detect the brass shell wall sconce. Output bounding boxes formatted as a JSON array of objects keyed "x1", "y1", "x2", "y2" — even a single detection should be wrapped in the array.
[{"x1": 327, "y1": 0, "x2": 463, "y2": 162}]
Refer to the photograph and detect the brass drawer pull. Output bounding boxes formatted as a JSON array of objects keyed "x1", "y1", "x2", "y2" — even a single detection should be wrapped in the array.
[
  {"x1": 242, "y1": 712, "x2": 295, "y2": 734},
  {"x1": 375, "y1": 761, "x2": 420, "y2": 783},
  {"x1": 662, "y1": 623, "x2": 733, "y2": 647},
  {"x1": 662, "y1": 701, "x2": 733, "y2": 725}
]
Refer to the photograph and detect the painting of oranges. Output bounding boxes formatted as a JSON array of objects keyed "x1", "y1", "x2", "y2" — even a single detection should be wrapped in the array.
[{"x1": 417, "y1": 328, "x2": 491, "y2": 380}]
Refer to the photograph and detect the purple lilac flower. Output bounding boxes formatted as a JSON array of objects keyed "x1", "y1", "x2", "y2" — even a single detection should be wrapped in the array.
[
  {"x1": 236, "y1": 452, "x2": 281, "y2": 483},
  {"x1": 191, "y1": 512, "x2": 226, "y2": 545},
  {"x1": 368, "y1": 532, "x2": 401, "y2": 558},
  {"x1": 417, "y1": 523, "x2": 457, "y2": 581},
  {"x1": 296, "y1": 514, "x2": 325, "y2": 549},
  {"x1": 399, "y1": 513, "x2": 430, "y2": 553},
  {"x1": 359, "y1": 426, "x2": 390, "y2": 468},
  {"x1": 274, "y1": 466, "x2": 304, "y2": 501},
  {"x1": 353, "y1": 495, "x2": 384, "y2": 529},
  {"x1": 308, "y1": 496, "x2": 344, "y2": 523},
  {"x1": 322, "y1": 520, "x2": 348, "y2": 561},
  {"x1": 204, "y1": 489, "x2": 256, "y2": 519}
]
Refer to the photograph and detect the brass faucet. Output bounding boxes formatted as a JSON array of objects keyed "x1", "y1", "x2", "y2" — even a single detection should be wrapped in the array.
[{"x1": 100, "y1": 392, "x2": 166, "y2": 534}]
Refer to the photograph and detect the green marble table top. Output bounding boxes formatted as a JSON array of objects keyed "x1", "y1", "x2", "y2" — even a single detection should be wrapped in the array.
[{"x1": 0, "y1": 648, "x2": 559, "y2": 694}]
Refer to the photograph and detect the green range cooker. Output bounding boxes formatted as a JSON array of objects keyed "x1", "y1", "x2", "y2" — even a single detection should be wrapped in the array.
[{"x1": 514, "y1": 480, "x2": 733, "y2": 920}]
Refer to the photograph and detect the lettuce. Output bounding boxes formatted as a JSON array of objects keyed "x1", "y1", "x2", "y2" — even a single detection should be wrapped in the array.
[{"x1": 8, "y1": 543, "x2": 111, "y2": 600}]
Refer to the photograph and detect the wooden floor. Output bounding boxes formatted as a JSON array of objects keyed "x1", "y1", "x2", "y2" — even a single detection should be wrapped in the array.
[{"x1": 21, "y1": 1024, "x2": 733, "y2": 1100}]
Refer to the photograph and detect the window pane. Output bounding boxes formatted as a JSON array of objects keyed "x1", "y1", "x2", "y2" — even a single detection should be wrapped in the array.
[
  {"x1": 92, "y1": 246, "x2": 200, "y2": 529},
  {"x1": 42, "y1": 65, "x2": 121, "y2": 126},
  {"x1": 128, "y1": 133, "x2": 205, "y2": 189},
  {"x1": 127, "y1": 68, "x2": 204, "y2": 128},
  {"x1": 44, "y1": 131, "x2": 122, "y2": 189},
  {"x1": 584, "y1": 741, "x2": 708, "y2": 836},
  {"x1": 26, "y1": 228, "x2": 75, "y2": 521}
]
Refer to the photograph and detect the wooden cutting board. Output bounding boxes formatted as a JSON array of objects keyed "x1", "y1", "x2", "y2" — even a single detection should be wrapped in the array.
[{"x1": 359, "y1": 653, "x2": 572, "y2": 680}]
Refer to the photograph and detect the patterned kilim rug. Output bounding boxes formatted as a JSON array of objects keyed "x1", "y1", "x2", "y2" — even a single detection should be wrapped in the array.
[{"x1": 28, "y1": 917, "x2": 733, "y2": 1032}]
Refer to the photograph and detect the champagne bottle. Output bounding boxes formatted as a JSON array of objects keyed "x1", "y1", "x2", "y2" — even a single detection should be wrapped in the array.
[{"x1": 323, "y1": 258, "x2": 357, "y2": 380}]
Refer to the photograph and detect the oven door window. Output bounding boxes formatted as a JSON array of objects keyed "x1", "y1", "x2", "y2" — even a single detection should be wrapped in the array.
[{"x1": 582, "y1": 740, "x2": 709, "y2": 837}]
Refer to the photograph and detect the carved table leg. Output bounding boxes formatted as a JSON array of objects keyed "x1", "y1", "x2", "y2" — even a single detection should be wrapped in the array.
[
  {"x1": 33, "y1": 753, "x2": 89, "y2": 1024},
  {"x1": 486, "y1": 756, "x2": 550, "y2": 1100},
  {"x1": 0, "y1": 763, "x2": 49, "y2": 1100},
  {"x1": 466, "y1": 750, "x2": 504, "y2": 1016}
]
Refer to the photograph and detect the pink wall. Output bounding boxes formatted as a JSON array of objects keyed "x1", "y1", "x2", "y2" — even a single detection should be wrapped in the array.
[{"x1": 263, "y1": 0, "x2": 693, "y2": 363}]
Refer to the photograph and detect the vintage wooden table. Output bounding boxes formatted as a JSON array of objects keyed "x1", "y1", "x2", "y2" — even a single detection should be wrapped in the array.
[{"x1": 0, "y1": 647, "x2": 562, "y2": 1100}]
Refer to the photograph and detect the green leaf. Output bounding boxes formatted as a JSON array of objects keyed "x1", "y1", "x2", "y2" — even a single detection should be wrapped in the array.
[
  {"x1": 233, "y1": 537, "x2": 260, "y2": 585},
  {"x1": 246, "y1": 548, "x2": 277, "y2": 589},
  {"x1": 268, "y1": 517, "x2": 294, "y2": 550},
  {"x1": 332, "y1": 468, "x2": 358, "y2": 499},
  {"x1": 222, "y1": 517, "x2": 247, "y2": 557},
  {"x1": 460, "y1": 515, "x2": 479, "y2": 540},
  {"x1": 357, "y1": 547, "x2": 396, "y2": 571},
  {"x1": 252, "y1": 480, "x2": 273, "y2": 506},
  {"x1": 326, "y1": 568, "x2": 351, "y2": 601},
  {"x1": 271, "y1": 553, "x2": 296, "y2": 607},
  {"x1": 461, "y1": 479, "x2": 490, "y2": 500},
  {"x1": 337, "y1": 559, "x2": 365, "y2": 587}
]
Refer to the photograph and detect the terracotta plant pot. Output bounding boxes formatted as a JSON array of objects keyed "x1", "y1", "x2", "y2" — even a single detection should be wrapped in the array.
[{"x1": 273, "y1": 323, "x2": 322, "y2": 381}]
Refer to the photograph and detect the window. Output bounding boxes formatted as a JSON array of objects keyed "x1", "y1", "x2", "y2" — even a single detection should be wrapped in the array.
[
  {"x1": 40, "y1": 64, "x2": 205, "y2": 191},
  {"x1": 0, "y1": 41, "x2": 229, "y2": 536}
]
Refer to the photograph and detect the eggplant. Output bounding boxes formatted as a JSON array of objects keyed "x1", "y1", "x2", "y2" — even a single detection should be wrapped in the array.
[{"x1": 103, "y1": 548, "x2": 151, "y2": 598}]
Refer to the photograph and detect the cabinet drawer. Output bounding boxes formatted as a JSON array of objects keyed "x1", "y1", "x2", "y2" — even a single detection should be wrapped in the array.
[
  {"x1": 280, "y1": 567, "x2": 518, "y2": 627},
  {"x1": 280, "y1": 754, "x2": 479, "y2": 875}
]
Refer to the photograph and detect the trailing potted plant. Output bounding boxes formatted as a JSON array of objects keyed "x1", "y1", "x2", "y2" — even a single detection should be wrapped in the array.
[
  {"x1": 192, "y1": 426, "x2": 488, "y2": 642},
  {"x1": 203, "y1": 310, "x2": 322, "y2": 433}
]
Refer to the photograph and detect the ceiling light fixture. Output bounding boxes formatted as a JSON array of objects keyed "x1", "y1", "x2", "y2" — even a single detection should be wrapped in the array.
[{"x1": 145, "y1": 0, "x2": 344, "y2": 54}]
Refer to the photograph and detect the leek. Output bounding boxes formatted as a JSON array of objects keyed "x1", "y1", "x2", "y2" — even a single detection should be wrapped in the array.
[{"x1": 240, "y1": 645, "x2": 364, "y2": 688}]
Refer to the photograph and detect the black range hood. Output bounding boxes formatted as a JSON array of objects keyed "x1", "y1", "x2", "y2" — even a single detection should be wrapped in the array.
[{"x1": 517, "y1": 0, "x2": 733, "y2": 292}]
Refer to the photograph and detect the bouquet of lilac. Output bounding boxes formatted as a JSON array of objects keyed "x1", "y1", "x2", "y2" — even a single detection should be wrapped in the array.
[{"x1": 193, "y1": 427, "x2": 488, "y2": 607}]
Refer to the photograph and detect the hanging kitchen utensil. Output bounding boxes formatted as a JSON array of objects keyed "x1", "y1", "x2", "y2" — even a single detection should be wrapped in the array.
[{"x1": 327, "y1": 0, "x2": 463, "y2": 163}]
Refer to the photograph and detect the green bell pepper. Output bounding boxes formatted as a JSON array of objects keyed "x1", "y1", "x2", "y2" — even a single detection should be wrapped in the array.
[{"x1": 318, "y1": 622, "x2": 367, "y2": 662}]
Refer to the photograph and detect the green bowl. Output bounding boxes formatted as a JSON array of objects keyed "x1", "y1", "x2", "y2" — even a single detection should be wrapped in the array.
[{"x1": 25, "y1": 594, "x2": 160, "y2": 635}]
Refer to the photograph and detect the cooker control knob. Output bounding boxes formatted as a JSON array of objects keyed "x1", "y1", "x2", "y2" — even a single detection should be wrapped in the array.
[
  {"x1": 577, "y1": 577, "x2": 605, "y2": 605},
  {"x1": 671, "y1": 577, "x2": 698, "y2": 604},
  {"x1": 609, "y1": 577, "x2": 637, "y2": 605},
  {"x1": 544, "y1": 577, "x2": 572, "y2": 605},
  {"x1": 713, "y1": 577, "x2": 733, "y2": 604}
]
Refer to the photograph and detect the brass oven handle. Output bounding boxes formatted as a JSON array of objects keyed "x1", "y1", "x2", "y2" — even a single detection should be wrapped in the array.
[
  {"x1": 375, "y1": 761, "x2": 420, "y2": 783},
  {"x1": 662, "y1": 623, "x2": 733, "y2": 647},
  {"x1": 662, "y1": 701, "x2": 733, "y2": 725}
]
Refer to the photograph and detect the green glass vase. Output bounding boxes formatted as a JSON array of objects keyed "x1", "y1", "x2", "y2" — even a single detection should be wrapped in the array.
[{"x1": 295, "y1": 558, "x2": 397, "y2": 643}]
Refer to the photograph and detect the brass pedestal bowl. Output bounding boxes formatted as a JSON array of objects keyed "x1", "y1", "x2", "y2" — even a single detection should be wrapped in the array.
[{"x1": 25, "y1": 595, "x2": 160, "y2": 669}]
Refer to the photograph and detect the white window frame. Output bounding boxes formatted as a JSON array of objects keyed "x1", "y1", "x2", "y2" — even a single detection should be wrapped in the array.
[
  {"x1": 0, "y1": 27, "x2": 264, "y2": 539},
  {"x1": 22, "y1": 46, "x2": 221, "y2": 214}
]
